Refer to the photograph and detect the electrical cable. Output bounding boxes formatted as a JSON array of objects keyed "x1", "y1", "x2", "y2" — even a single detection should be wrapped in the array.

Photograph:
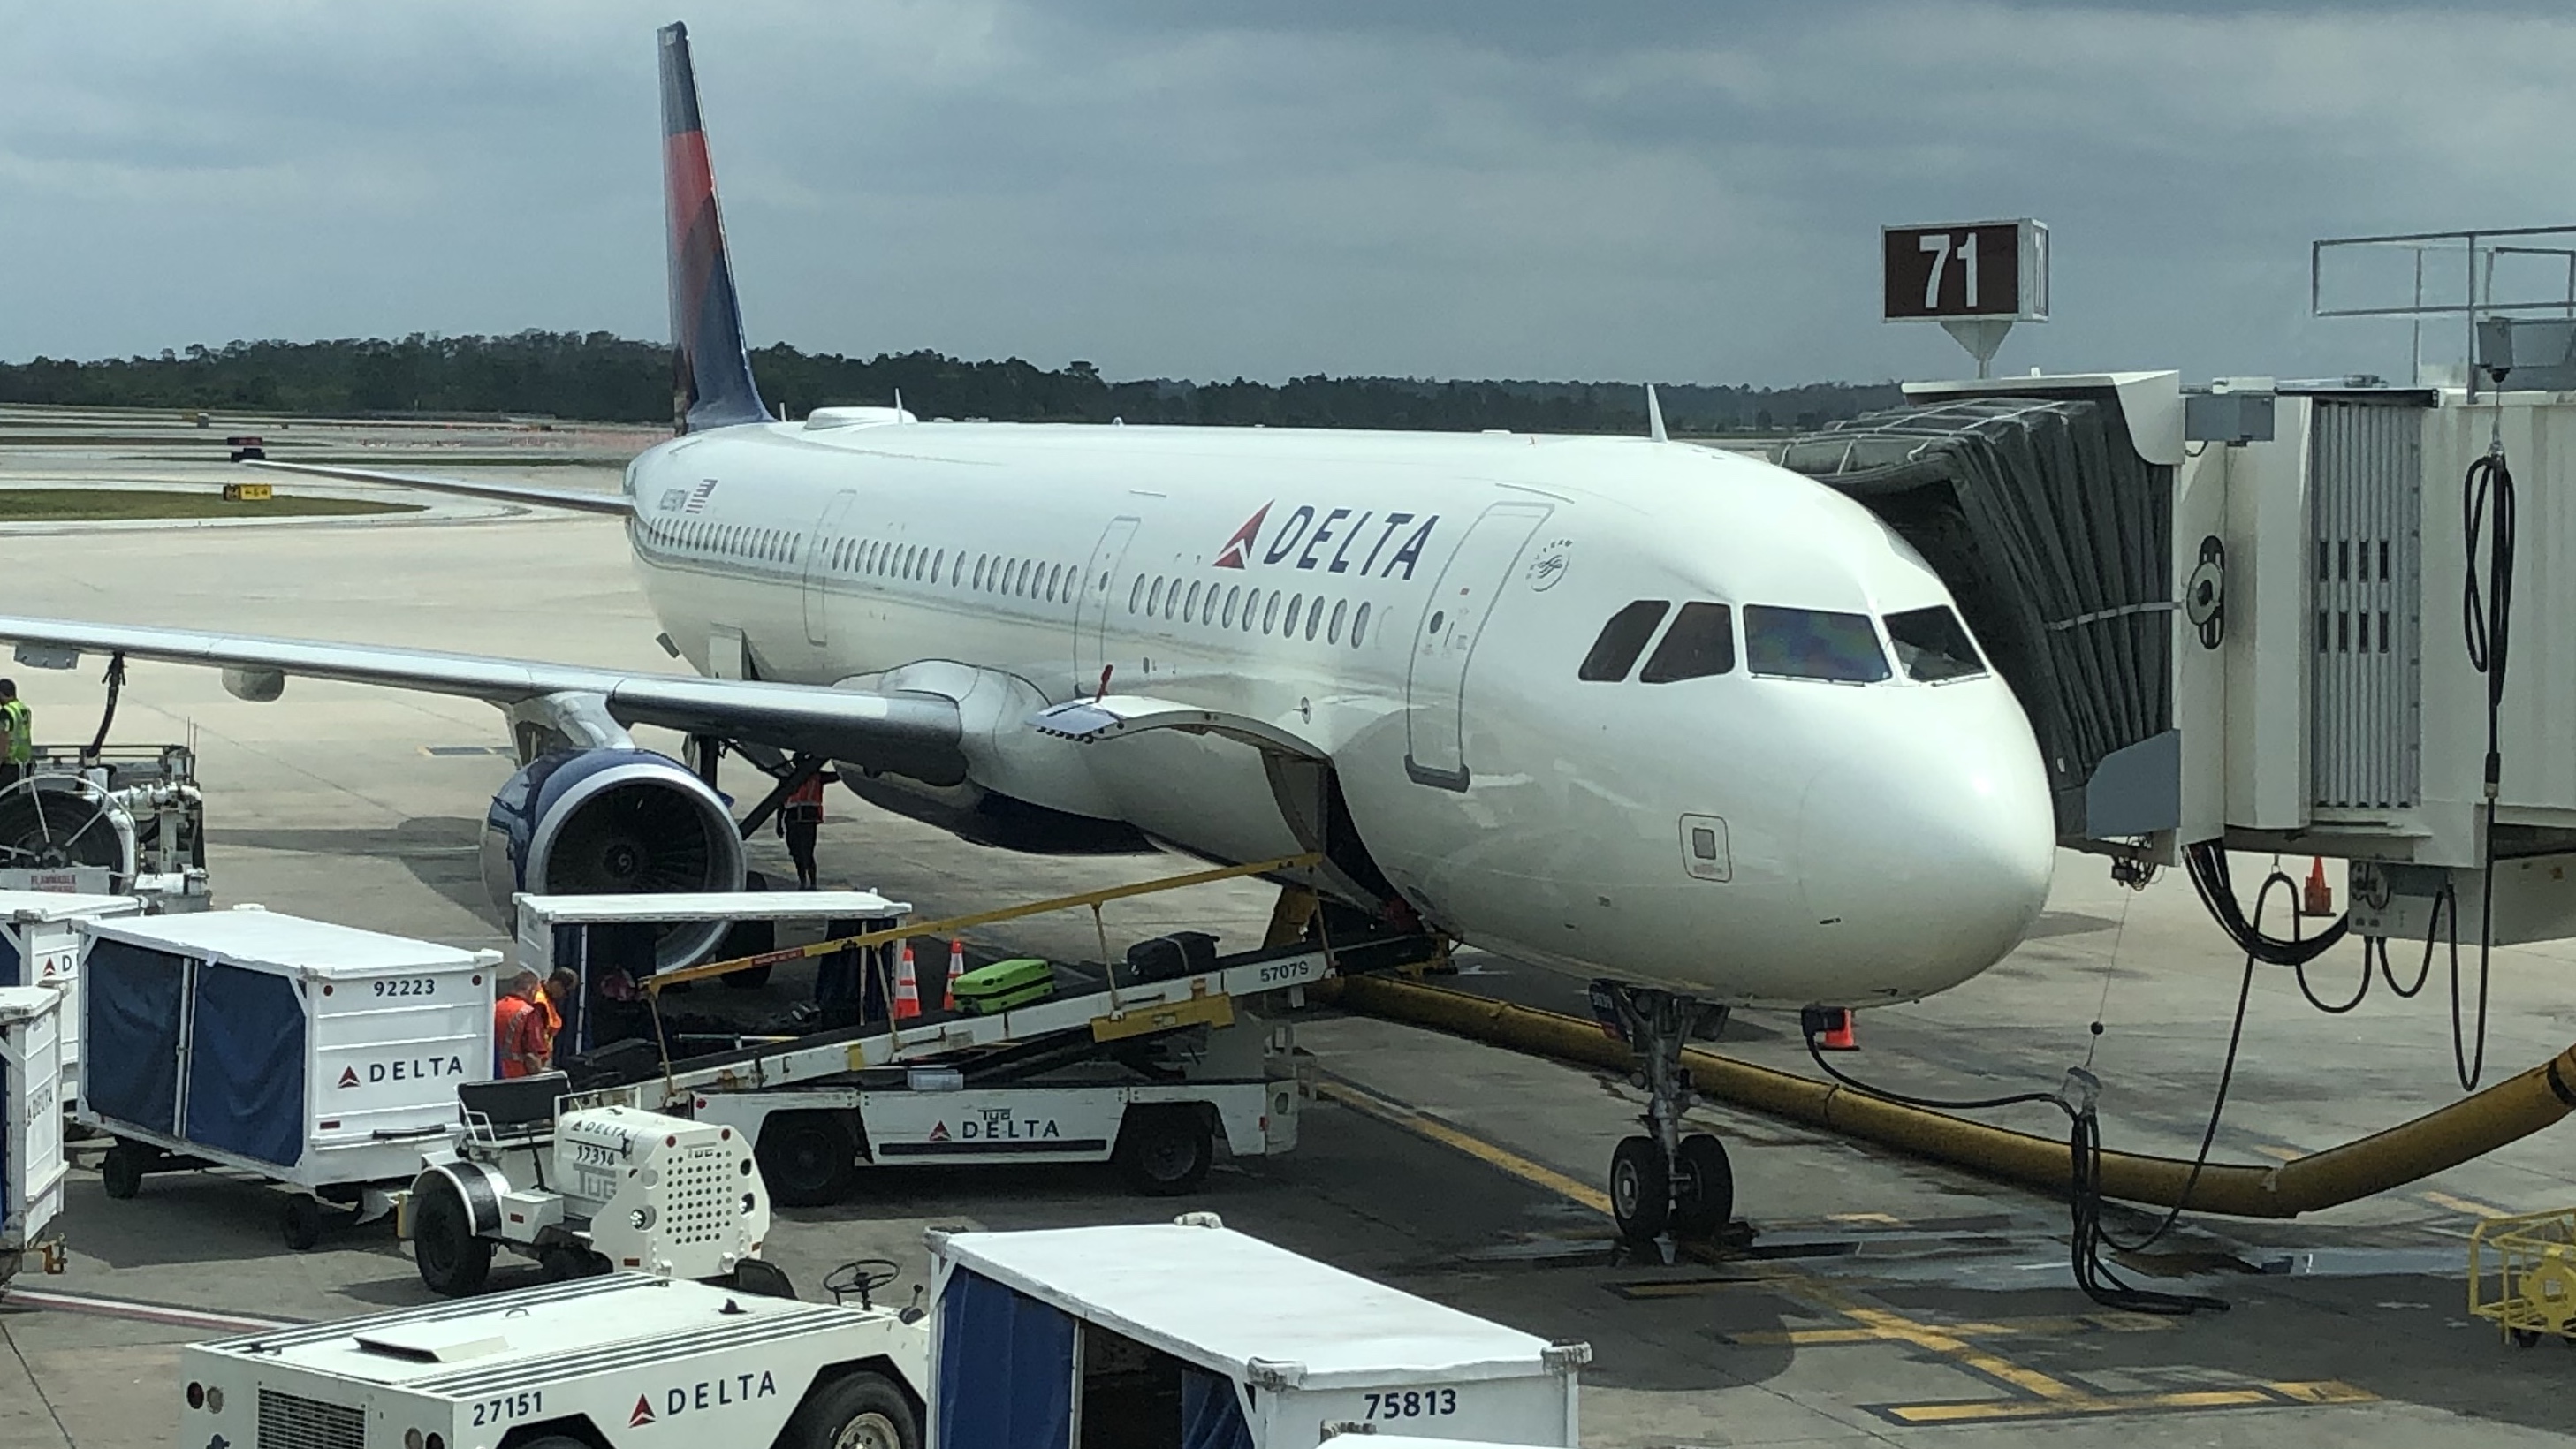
[
  {"x1": 2282, "y1": 869, "x2": 2371, "y2": 1014},
  {"x1": 2184, "y1": 840, "x2": 2345, "y2": 967},
  {"x1": 2457, "y1": 436, "x2": 2515, "y2": 1091},
  {"x1": 2363, "y1": 883, "x2": 2446, "y2": 999},
  {"x1": 1802, "y1": 869, "x2": 2264, "y2": 1322}
]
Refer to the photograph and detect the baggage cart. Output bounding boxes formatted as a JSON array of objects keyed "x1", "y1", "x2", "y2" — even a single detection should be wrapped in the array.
[
  {"x1": 180, "y1": 1272, "x2": 930, "y2": 1449},
  {"x1": 924, "y1": 1218, "x2": 1589, "y2": 1448},
  {"x1": 0, "y1": 888, "x2": 140, "y2": 1089},
  {"x1": 0, "y1": 986, "x2": 66, "y2": 1292},
  {"x1": 2469, "y1": 1206, "x2": 2576, "y2": 1347},
  {"x1": 74, "y1": 907, "x2": 501, "y2": 1249}
]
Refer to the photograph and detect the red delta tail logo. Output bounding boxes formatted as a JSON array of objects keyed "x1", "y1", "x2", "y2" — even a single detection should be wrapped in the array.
[
  {"x1": 629, "y1": 1395, "x2": 656, "y2": 1427},
  {"x1": 1212, "y1": 503, "x2": 1272, "y2": 568},
  {"x1": 336, "y1": 1066, "x2": 360, "y2": 1089},
  {"x1": 928, "y1": 1121, "x2": 951, "y2": 1142}
]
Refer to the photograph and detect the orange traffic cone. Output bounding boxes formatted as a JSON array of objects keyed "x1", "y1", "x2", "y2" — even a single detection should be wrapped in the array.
[
  {"x1": 1818, "y1": 1007, "x2": 1858, "y2": 1052},
  {"x1": 2304, "y1": 856, "x2": 2334, "y2": 917},
  {"x1": 893, "y1": 943, "x2": 921, "y2": 1021},
  {"x1": 944, "y1": 938, "x2": 966, "y2": 1012}
]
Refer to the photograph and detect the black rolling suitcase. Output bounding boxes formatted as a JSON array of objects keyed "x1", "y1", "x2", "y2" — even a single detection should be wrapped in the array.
[{"x1": 1118, "y1": 930, "x2": 1220, "y2": 986}]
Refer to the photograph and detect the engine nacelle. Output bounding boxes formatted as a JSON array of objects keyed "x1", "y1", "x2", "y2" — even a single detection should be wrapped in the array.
[{"x1": 481, "y1": 749, "x2": 744, "y2": 967}]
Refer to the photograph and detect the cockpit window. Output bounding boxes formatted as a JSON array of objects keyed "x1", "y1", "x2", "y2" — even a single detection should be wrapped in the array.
[
  {"x1": 1639, "y1": 603, "x2": 1736, "y2": 683},
  {"x1": 1885, "y1": 605, "x2": 1987, "y2": 682},
  {"x1": 1578, "y1": 600, "x2": 1670, "y2": 681},
  {"x1": 1743, "y1": 605, "x2": 1890, "y2": 683}
]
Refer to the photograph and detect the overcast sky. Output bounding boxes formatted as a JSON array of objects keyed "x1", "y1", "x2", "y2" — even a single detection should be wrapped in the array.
[{"x1": 6, "y1": 2, "x2": 2573, "y2": 386}]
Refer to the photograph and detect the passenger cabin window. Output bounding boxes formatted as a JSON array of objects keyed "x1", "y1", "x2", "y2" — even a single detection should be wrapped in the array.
[
  {"x1": 1885, "y1": 605, "x2": 1987, "y2": 682},
  {"x1": 1640, "y1": 603, "x2": 1735, "y2": 683},
  {"x1": 1580, "y1": 600, "x2": 1672, "y2": 681},
  {"x1": 1744, "y1": 605, "x2": 1890, "y2": 683}
]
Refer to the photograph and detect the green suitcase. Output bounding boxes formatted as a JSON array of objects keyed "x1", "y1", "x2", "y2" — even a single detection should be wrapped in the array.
[{"x1": 950, "y1": 957, "x2": 1055, "y2": 1014}]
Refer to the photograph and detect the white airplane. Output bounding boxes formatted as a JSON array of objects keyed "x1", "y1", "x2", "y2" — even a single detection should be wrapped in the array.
[{"x1": 0, "y1": 23, "x2": 2054, "y2": 1241}]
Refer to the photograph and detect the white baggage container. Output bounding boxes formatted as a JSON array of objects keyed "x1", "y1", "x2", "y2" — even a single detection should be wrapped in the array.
[
  {"x1": 75, "y1": 907, "x2": 501, "y2": 1248},
  {"x1": 0, "y1": 889, "x2": 141, "y2": 1087},
  {"x1": 1, "y1": 986, "x2": 66, "y2": 1290},
  {"x1": 180, "y1": 1273, "x2": 931, "y2": 1449},
  {"x1": 925, "y1": 1218, "x2": 1588, "y2": 1448}
]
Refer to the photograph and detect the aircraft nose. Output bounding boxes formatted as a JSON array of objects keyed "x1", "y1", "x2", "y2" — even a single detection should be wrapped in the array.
[{"x1": 1796, "y1": 715, "x2": 2055, "y2": 999}]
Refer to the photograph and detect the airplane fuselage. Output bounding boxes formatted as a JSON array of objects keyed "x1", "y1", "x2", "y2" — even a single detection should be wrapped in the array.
[{"x1": 620, "y1": 416, "x2": 2055, "y2": 1006}]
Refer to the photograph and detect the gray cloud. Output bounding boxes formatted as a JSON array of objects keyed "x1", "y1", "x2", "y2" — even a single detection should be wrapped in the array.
[{"x1": 4, "y1": 2, "x2": 2572, "y2": 388}]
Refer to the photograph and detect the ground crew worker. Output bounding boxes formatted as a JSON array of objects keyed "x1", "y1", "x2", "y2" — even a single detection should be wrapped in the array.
[
  {"x1": 0, "y1": 680, "x2": 30, "y2": 791},
  {"x1": 492, "y1": 970, "x2": 549, "y2": 1079},
  {"x1": 540, "y1": 967, "x2": 581, "y2": 1067},
  {"x1": 779, "y1": 768, "x2": 836, "y2": 890}
]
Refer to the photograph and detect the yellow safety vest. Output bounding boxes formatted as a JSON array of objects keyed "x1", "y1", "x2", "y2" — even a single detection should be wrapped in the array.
[{"x1": 0, "y1": 700, "x2": 28, "y2": 764}]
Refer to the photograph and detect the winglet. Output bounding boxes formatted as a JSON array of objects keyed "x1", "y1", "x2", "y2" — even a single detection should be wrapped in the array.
[
  {"x1": 1645, "y1": 383, "x2": 1668, "y2": 444},
  {"x1": 659, "y1": 22, "x2": 771, "y2": 435}
]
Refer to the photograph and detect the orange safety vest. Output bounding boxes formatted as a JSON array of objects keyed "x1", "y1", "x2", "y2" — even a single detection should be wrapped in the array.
[{"x1": 493, "y1": 995, "x2": 543, "y2": 1078}]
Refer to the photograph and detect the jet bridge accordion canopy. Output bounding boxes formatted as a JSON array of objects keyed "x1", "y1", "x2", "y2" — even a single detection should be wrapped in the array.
[{"x1": 1776, "y1": 396, "x2": 2176, "y2": 843}]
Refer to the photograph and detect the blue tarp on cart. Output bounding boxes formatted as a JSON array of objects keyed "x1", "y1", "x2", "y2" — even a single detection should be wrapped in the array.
[
  {"x1": 82, "y1": 937, "x2": 183, "y2": 1135},
  {"x1": 182, "y1": 961, "x2": 306, "y2": 1168}
]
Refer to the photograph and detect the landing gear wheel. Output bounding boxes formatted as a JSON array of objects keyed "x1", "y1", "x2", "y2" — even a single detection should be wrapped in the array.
[
  {"x1": 412, "y1": 1177, "x2": 492, "y2": 1297},
  {"x1": 1610, "y1": 1136, "x2": 1670, "y2": 1245},
  {"x1": 1114, "y1": 1106, "x2": 1212, "y2": 1196},
  {"x1": 99, "y1": 1142, "x2": 147, "y2": 1200},
  {"x1": 784, "y1": 1369, "x2": 919, "y2": 1449},
  {"x1": 757, "y1": 1112, "x2": 860, "y2": 1207},
  {"x1": 1672, "y1": 1134, "x2": 1734, "y2": 1240},
  {"x1": 281, "y1": 1195, "x2": 326, "y2": 1252}
]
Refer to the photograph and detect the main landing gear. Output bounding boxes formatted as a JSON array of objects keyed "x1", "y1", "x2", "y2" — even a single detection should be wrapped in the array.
[{"x1": 1590, "y1": 980, "x2": 1734, "y2": 1247}]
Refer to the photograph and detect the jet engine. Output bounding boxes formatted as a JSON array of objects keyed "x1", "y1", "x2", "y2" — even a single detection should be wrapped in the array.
[{"x1": 480, "y1": 749, "x2": 744, "y2": 968}]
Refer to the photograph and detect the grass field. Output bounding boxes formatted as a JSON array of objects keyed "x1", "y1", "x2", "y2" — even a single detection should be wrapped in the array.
[{"x1": 0, "y1": 489, "x2": 422, "y2": 521}]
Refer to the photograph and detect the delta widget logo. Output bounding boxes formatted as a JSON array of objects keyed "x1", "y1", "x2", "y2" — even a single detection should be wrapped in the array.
[{"x1": 1212, "y1": 501, "x2": 1440, "y2": 579}]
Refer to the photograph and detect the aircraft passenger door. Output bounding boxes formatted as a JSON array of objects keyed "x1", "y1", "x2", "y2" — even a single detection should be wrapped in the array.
[
  {"x1": 803, "y1": 490, "x2": 857, "y2": 647},
  {"x1": 1076, "y1": 516, "x2": 1141, "y2": 684},
  {"x1": 1404, "y1": 501, "x2": 1552, "y2": 791}
]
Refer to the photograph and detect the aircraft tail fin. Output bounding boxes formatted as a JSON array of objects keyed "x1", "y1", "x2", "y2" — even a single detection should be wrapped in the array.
[{"x1": 658, "y1": 21, "x2": 771, "y2": 434}]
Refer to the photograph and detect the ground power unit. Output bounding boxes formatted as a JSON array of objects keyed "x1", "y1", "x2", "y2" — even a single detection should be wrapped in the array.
[
  {"x1": 179, "y1": 1273, "x2": 928, "y2": 1449},
  {"x1": 74, "y1": 907, "x2": 500, "y2": 1249},
  {"x1": 0, "y1": 888, "x2": 138, "y2": 1089},
  {"x1": 407, "y1": 1078, "x2": 771, "y2": 1297},
  {"x1": 926, "y1": 1218, "x2": 1589, "y2": 1448},
  {"x1": 0, "y1": 986, "x2": 66, "y2": 1292}
]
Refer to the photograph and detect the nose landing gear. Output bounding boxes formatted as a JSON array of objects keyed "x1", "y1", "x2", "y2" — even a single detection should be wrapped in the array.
[{"x1": 1590, "y1": 980, "x2": 1734, "y2": 1247}]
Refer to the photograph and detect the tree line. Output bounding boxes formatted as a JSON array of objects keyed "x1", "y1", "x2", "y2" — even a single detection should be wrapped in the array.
[{"x1": 0, "y1": 331, "x2": 1902, "y2": 435}]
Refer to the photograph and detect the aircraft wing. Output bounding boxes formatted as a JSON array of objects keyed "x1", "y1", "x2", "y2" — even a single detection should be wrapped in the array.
[
  {"x1": 250, "y1": 460, "x2": 636, "y2": 516},
  {"x1": 0, "y1": 617, "x2": 962, "y2": 782}
]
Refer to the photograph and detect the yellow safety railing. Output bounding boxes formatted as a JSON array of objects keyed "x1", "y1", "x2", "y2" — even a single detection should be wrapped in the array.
[{"x1": 643, "y1": 851, "x2": 1324, "y2": 996}]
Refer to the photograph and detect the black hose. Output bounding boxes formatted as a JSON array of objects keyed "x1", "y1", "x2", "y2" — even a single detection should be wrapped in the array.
[
  {"x1": 2458, "y1": 443, "x2": 2515, "y2": 1091},
  {"x1": 83, "y1": 650, "x2": 125, "y2": 761},
  {"x1": 2185, "y1": 841, "x2": 2345, "y2": 967},
  {"x1": 2280, "y1": 867, "x2": 2371, "y2": 1014}
]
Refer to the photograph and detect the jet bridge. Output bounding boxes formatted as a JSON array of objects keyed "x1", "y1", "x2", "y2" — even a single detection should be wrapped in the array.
[{"x1": 1777, "y1": 354, "x2": 2576, "y2": 947}]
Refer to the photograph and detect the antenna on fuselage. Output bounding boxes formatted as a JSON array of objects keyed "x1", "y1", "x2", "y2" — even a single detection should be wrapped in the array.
[{"x1": 1645, "y1": 383, "x2": 1668, "y2": 444}]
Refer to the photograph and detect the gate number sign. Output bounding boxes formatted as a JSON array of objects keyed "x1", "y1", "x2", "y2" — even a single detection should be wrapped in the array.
[{"x1": 1882, "y1": 220, "x2": 2048, "y2": 321}]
